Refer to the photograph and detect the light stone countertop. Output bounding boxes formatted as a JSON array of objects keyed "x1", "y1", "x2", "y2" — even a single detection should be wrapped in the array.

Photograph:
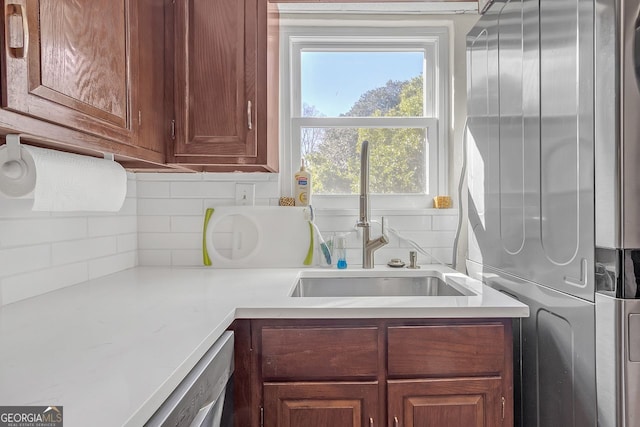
[{"x1": 0, "y1": 265, "x2": 529, "y2": 427}]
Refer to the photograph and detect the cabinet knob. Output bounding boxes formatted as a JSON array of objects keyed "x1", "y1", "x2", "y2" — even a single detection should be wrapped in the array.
[
  {"x1": 369, "y1": 417, "x2": 374, "y2": 426},
  {"x1": 247, "y1": 100, "x2": 253, "y2": 130},
  {"x1": 394, "y1": 416, "x2": 399, "y2": 427}
]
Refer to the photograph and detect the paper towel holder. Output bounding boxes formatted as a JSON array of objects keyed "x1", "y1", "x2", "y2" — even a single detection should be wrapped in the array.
[
  {"x1": 2, "y1": 134, "x2": 26, "y2": 179},
  {"x1": 1, "y1": 134, "x2": 116, "y2": 179}
]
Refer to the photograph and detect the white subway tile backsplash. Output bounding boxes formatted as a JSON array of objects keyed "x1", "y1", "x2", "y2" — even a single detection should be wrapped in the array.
[
  {"x1": 88, "y1": 251, "x2": 136, "y2": 280},
  {"x1": 0, "y1": 217, "x2": 88, "y2": 248},
  {"x1": 126, "y1": 174, "x2": 137, "y2": 198},
  {"x1": 138, "y1": 198, "x2": 203, "y2": 216},
  {"x1": 0, "y1": 245, "x2": 51, "y2": 277},
  {"x1": 1, "y1": 170, "x2": 459, "y2": 302},
  {"x1": 0, "y1": 176, "x2": 138, "y2": 305},
  {"x1": 314, "y1": 214, "x2": 358, "y2": 232},
  {"x1": 432, "y1": 215, "x2": 458, "y2": 231},
  {"x1": 171, "y1": 216, "x2": 204, "y2": 233},
  {"x1": 0, "y1": 198, "x2": 50, "y2": 219},
  {"x1": 138, "y1": 250, "x2": 171, "y2": 266},
  {"x1": 402, "y1": 231, "x2": 457, "y2": 248},
  {"x1": 1, "y1": 263, "x2": 88, "y2": 305},
  {"x1": 119, "y1": 198, "x2": 138, "y2": 216},
  {"x1": 428, "y1": 247, "x2": 454, "y2": 265},
  {"x1": 170, "y1": 181, "x2": 236, "y2": 198},
  {"x1": 138, "y1": 216, "x2": 171, "y2": 233},
  {"x1": 138, "y1": 232, "x2": 200, "y2": 250},
  {"x1": 88, "y1": 216, "x2": 136, "y2": 237},
  {"x1": 203, "y1": 199, "x2": 236, "y2": 209},
  {"x1": 52, "y1": 236, "x2": 118, "y2": 266},
  {"x1": 254, "y1": 181, "x2": 280, "y2": 198},
  {"x1": 387, "y1": 215, "x2": 432, "y2": 231},
  {"x1": 171, "y1": 250, "x2": 203, "y2": 267},
  {"x1": 137, "y1": 181, "x2": 171, "y2": 198},
  {"x1": 117, "y1": 233, "x2": 138, "y2": 253}
]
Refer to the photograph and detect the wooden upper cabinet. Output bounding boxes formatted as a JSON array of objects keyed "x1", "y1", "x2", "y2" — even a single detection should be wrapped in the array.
[
  {"x1": 1, "y1": 0, "x2": 139, "y2": 145},
  {"x1": 135, "y1": 0, "x2": 168, "y2": 158},
  {"x1": 171, "y1": 0, "x2": 278, "y2": 171}
]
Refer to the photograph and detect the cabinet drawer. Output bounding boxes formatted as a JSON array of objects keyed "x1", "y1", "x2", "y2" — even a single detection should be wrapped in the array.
[
  {"x1": 261, "y1": 327, "x2": 379, "y2": 380},
  {"x1": 387, "y1": 324, "x2": 504, "y2": 377}
]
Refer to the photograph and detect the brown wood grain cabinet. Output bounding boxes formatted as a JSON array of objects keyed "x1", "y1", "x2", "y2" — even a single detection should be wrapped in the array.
[
  {"x1": 388, "y1": 378, "x2": 503, "y2": 427},
  {"x1": 0, "y1": 0, "x2": 479, "y2": 170},
  {"x1": 169, "y1": 0, "x2": 279, "y2": 171},
  {"x1": 264, "y1": 382, "x2": 379, "y2": 427},
  {"x1": 237, "y1": 319, "x2": 513, "y2": 427},
  {"x1": 3, "y1": 0, "x2": 136, "y2": 142},
  {"x1": 261, "y1": 326, "x2": 379, "y2": 380},
  {"x1": 386, "y1": 324, "x2": 511, "y2": 427},
  {"x1": 0, "y1": 0, "x2": 168, "y2": 168}
]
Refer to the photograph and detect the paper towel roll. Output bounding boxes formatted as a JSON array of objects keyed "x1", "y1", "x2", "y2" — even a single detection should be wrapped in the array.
[{"x1": 0, "y1": 144, "x2": 127, "y2": 212}]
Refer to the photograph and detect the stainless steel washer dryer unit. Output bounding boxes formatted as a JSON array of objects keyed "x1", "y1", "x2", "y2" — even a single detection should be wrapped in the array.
[{"x1": 466, "y1": 0, "x2": 640, "y2": 426}]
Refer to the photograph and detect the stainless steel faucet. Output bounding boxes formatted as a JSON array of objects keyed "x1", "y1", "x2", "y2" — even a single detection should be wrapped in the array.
[{"x1": 357, "y1": 140, "x2": 389, "y2": 268}]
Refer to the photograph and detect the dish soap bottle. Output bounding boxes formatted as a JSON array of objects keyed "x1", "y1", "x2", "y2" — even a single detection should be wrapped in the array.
[{"x1": 294, "y1": 158, "x2": 311, "y2": 206}]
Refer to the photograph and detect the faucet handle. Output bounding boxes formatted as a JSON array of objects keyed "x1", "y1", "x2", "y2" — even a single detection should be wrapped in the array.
[{"x1": 381, "y1": 217, "x2": 389, "y2": 243}]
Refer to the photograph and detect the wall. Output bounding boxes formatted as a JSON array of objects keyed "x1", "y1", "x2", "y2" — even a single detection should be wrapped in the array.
[
  {"x1": 0, "y1": 175, "x2": 138, "y2": 306},
  {"x1": 0, "y1": 13, "x2": 472, "y2": 306},
  {"x1": 136, "y1": 173, "x2": 457, "y2": 268},
  {"x1": 137, "y1": 12, "x2": 470, "y2": 270}
]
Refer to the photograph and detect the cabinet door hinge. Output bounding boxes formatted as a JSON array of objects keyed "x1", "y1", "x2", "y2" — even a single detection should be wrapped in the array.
[
  {"x1": 501, "y1": 396, "x2": 505, "y2": 420},
  {"x1": 260, "y1": 406, "x2": 264, "y2": 427},
  {"x1": 170, "y1": 119, "x2": 176, "y2": 140}
]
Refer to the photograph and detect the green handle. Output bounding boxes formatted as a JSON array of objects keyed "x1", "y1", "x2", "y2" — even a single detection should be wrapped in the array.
[
  {"x1": 202, "y1": 208, "x2": 214, "y2": 266},
  {"x1": 303, "y1": 221, "x2": 314, "y2": 266}
]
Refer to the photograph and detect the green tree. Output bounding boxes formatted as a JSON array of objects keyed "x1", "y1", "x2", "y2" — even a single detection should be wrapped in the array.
[
  {"x1": 346, "y1": 79, "x2": 405, "y2": 117},
  {"x1": 356, "y1": 76, "x2": 425, "y2": 193},
  {"x1": 304, "y1": 75, "x2": 425, "y2": 194}
]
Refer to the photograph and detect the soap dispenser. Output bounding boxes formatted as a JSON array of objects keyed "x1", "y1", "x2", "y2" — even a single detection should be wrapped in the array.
[{"x1": 294, "y1": 158, "x2": 311, "y2": 206}]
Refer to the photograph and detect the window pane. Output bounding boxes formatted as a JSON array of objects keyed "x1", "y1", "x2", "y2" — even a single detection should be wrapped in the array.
[
  {"x1": 301, "y1": 127, "x2": 428, "y2": 194},
  {"x1": 301, "y1": 52, "x2": 424, "y2": 117}
]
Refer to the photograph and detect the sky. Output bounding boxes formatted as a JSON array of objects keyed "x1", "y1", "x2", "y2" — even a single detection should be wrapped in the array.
[{"x1": 301, "y1": 51, "x2": 423, "y2": 117}]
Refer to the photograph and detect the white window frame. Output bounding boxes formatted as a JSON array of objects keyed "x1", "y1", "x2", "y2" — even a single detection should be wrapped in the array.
[{"x1": 280, "y1": 22, "x2": 450, "y2": 209}]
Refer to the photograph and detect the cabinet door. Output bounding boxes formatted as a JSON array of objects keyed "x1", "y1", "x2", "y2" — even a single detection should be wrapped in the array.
[
  {"x1": 172, "y1": 0, "x2": 278, "y2": 171},
  {"x1": 2, "y1": 0, "x2": 138, "y2": 144},
  {"x1": 173, "y1": 0, "x2": 253, "y2": 158},
  {"x1": 388, "y1": 378, "x2": 504, "y2": 427},
  {"x1": 264, "y1": 382, "x2": 378, "y2": 427}
]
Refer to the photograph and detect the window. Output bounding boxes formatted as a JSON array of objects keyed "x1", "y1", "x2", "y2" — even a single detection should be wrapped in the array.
[{"x1": 281, "y1": 21, "x2": 449, "y2": 209}]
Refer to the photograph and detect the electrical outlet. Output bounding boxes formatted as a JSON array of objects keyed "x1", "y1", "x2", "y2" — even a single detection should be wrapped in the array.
[{"x1": 235, "y1": 183, "x2": 255, "y2": 206}]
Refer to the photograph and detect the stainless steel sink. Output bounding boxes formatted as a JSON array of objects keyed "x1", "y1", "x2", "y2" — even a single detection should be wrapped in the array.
[{"x1": 290, "y1": 276, "x2": 474, "y2": 297}]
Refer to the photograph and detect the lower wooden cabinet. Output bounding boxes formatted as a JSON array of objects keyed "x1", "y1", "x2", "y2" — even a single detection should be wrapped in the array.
[
  {"x1": 234, "y1": 319, "x2": 513, "y2": 427},
  {"x1": 388, "y1": 378, "x2": 503, "y2": 427},
  {"x1": 264, "y1": 382, "x2": 378, "y2": 427}
]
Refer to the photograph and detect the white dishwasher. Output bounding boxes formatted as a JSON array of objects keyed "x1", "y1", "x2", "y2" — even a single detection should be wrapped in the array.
[{"x1": 145, "y1": 331, "x2": 234, "y2": 427}]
